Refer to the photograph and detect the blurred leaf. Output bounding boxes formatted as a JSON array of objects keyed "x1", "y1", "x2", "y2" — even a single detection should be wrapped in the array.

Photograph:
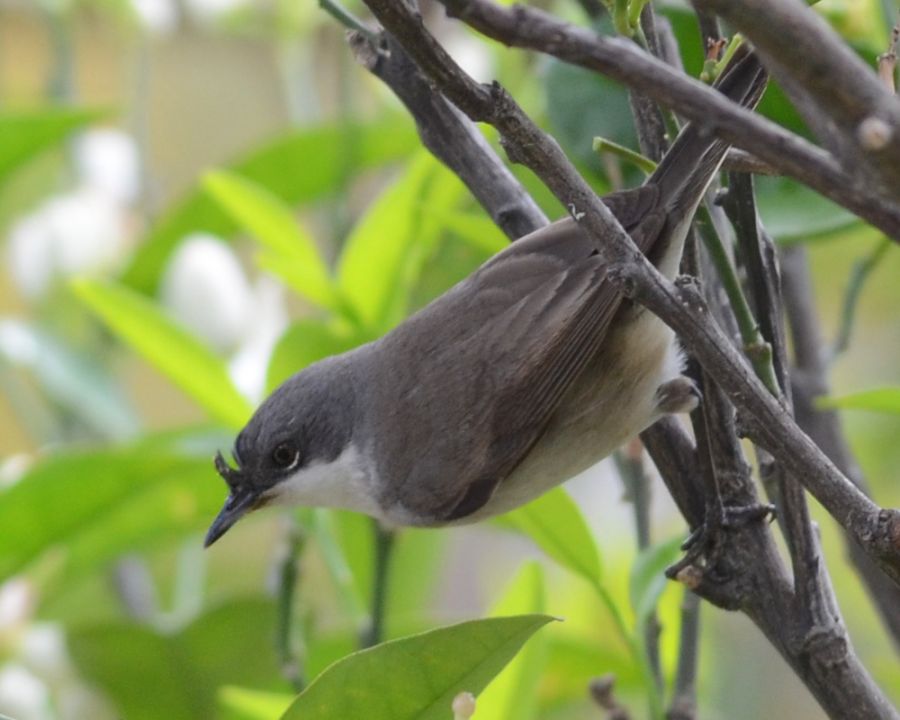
[
  {"x1": 818, "y1": 387, "x2": 900, "y2": 414},
  {"x1": 435, "y1": 210, "x2": 507, "y2": 256},
  {"x1": 0, "y1": 319, "x2": 138, "y2": 440},
  {"x1": 203, "y1": 171, "x2": 339, "y2": 311},
  {"x1": 0, "y1": 433, "x2": 217, "y2": 583},
  {"x1": 477, "y1": 563, "x2": 547, "y2": 720},
  {"x1": 545, "y1": 58, "x2": 637, "y2": 178},
  {"x1": 219, "y1": 687, "x2": 293, "y2": 720},
  {"x1": 280, "y1": 615, "x2": 556, "y2": 720},
  {"x1": 123, "y1": 119, "x2": 417, "y2": 293},
  {"x1": 755, "y1": 176, "x2": 858, "y2": 241},
  {"x1": 72, "y1": 278, "x2": 252, "y2": 429},
  {"x1": 266, "y1": 319, "x2": 360, "y2": 393},
  {"x1": 628, "y1": 536, "x2": 682, "y2": 630},
  {"x1": 497, "y1": 488, "x2": 602, "y2": 586},
  {"x1": 0, "y1": 108, "x2": 101, "y2": 187},
  {"x1": 337, "y1": 152, "x2": 467, "y2": 333},
  {"x1": 69, "y1": 599, "x2": 283, "y2": 720}
]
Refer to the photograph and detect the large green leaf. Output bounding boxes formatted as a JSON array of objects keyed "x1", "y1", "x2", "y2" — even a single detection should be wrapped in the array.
[
  {"x1": 0, "y1": 108, "x2": 101, "y2": 186},
  {"x1": 497, "y1": 488, "x2": 602, "y2": 587},
  {"x1": 72, "y1": 278, "x2": 252, "y2": 429},
  {"x1": 280, "y1": 615, "x2": 555, "y2": 720},
  {"x1": 203, "y1": 171, "x2": 339, "y2": 311},
  {"x1": 628, "y1": 537, "x2": 682, "y2": 631},
  {"x1": 476, "y1": 563, "x2": 547, "y2": 720},
  {"x1": 0, "y1": 431, "x2": 224, "y2": 584},
  {"x1": 69, "y1": 599, "x2": 283, "y2": 720},
  {"x1": 336, "y1": 152, "x2": 467, "y2": 333},
  {"x1": 122, "y1": 119, "x2": 417, "y2": 293},
  {"x1": 818, "y1": 387, "x2": 900, "y2": 414}
]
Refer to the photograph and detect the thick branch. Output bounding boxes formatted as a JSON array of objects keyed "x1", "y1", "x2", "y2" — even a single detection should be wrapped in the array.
[{"x1": 437, "y1": 0, "x2": 900, "y2": 239}]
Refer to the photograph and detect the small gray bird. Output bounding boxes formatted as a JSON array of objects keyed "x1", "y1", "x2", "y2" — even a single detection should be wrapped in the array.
[{"x1": 205, "y1": 49, "x2": 766, "y2": 547}]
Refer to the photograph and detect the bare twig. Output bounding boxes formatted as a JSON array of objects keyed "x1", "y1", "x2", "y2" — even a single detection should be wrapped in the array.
[
  {"x1": 614, "y1": 442, "x2": 662, "y2": 687},
  {"x1": 589, "y1": 675, "x2": 633, "y2": 720},
  {"x1": 361, "y1": 521, "x2": 396, "y2": 648},
  {"x1": 667, "y1": 591, "x2": 700, "y2": 720},
  {"x1": 276, "y1": 520, "x2": 306, "y2": 692}
]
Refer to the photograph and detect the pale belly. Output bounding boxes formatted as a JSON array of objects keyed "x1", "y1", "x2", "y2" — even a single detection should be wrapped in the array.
[{"x1": 462, "y1": 306, "x2": 683, "y2": 522}]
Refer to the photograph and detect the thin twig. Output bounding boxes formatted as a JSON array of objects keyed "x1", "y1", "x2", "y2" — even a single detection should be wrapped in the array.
[
  {"x1": 830, "y1": 238, "x2": 892, "y2": 362},
  {"x1": 276, "y1": 519, "x2": 306, "y2": 692},
  {"x1": 614, "y1": 442, "x2": 662, "y2": 688},
  {"x1": 667, "y1": 590, "x2": 700, "y2": 720},
  {"x1": 361, "y1": 521, "x2": 396, "y2": 648}
]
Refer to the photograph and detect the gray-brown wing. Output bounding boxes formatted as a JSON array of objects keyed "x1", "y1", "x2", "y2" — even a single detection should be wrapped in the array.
[{"x1": 366, "y1": 202, "x2": 663, "y2": 523}]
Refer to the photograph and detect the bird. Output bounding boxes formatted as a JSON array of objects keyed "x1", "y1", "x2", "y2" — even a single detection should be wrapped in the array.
[{"x1": 204, "y1": 48, "x2": 767, "y2": 548}]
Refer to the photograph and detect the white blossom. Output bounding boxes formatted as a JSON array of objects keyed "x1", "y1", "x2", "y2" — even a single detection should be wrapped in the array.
[
  {"x1": 160, "y1": 233, "x2": 255, "y2": 352},
  {"x1": 74, "y1": 128, "x2": 142, "y2": 205}
]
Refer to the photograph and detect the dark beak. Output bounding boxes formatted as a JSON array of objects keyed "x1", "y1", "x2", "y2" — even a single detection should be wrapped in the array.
[
  {"x1": 204, "y1": 487, "x2": 260, "y2": 547},
  {"x1": 205, "y1": 451, "x2": 259, "y2": 548}
]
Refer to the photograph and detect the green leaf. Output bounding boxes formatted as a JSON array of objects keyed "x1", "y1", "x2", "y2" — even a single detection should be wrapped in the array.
[
  {"x1": 476, "y1": 564, "x2": 547, "y2": 720},
  {"x1": 266, "y1": 319, "x2": 361, "y2": 393},
  {"x1": 0, "y1": 108, "x2": 102, "y2": 186},
  {"x1": 0, "y1": 432, "x2": 220, "y2": 583},
  {"x1": 219, "y1": 687, "x2": 293, "y2": 720},
  {"x1": 280, "y1": 615, "x2": 556, "y2": 720},
  {"x1": 817, "y1": 387, "x2": 900, "y2": 414},
  {"x1": 628, "y1": 536, "x2": 683, "y2": 630},
  {"x1": 69, "y1": 599, "x2": 283, "y2": 720},
  {"x1": 497, "y1": 488, "x2": 602, "y2": 586},
  {"x1": 122, "y1": 119, "x2": 417, "y2": 294},
  {"x1": 436, "y1": 210, "x2": 508, "y2": 256},
  {"x1": 203, "y1": 171, "x2": 338, "y2": 310},
  {"x1": 337, "y1": 152, "x2": 467, "y2": 333},
  {"x1": 72, "y1": 278, "x2": 252, "y2": 429},
  {"x1": 756, "y1": 177, "x2": 858, "y2": 241}
]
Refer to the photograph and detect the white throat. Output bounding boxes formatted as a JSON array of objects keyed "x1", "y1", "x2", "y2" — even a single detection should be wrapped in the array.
[{"x1": 264, "y1": 443, "x2": 379, "y2": 517}]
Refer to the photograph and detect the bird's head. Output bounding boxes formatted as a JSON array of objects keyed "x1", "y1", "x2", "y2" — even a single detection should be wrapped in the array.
[{"x1": 204, "y1": 358, "x2": 358, "y2": 547}]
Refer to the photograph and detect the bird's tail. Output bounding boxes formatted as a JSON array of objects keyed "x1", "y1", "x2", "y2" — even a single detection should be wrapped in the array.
[{"x1": 648, "y1": 45, "x2": 768, "y2": 218}]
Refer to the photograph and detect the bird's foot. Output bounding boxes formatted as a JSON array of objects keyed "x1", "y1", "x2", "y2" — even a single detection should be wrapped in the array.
[
  {"x1": 655, "y1": 376, "x2": 701, "y2": 415},
  {"x1": 666, "y1": 500, "x2": 776, "y2": 583}
]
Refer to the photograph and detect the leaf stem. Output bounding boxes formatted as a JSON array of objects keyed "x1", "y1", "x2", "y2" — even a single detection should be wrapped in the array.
[
  {"x1": 696, "y1": 207, "x2": 780, "y2": 396},
  {"x1": 592, "y1": 137, "x2": 657, "y2": 175}
]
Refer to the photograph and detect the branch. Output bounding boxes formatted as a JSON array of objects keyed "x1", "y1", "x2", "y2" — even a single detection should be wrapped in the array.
[
  {"x1": 437, "y1": 0, "x2": 900, "y2": 239},
  {"x1": 781, "y1": 245, "x2": 900, "y2": 652},
  {"x1": 349, "y1": 28, "x2": 547, "y2": 239}
]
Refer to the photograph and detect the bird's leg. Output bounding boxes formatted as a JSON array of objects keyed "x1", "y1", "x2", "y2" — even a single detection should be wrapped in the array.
[{"x1": 655, "y1": 376, "x2": 702, "y2": 415}]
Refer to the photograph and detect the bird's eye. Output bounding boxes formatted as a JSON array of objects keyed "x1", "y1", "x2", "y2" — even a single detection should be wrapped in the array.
[{"x1": 271, "y1": 442, "x2": 299, "y2": 470}]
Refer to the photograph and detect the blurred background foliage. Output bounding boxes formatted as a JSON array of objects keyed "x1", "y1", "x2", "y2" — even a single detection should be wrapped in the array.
[{"x1": 0, "y1": 0, "x2": 898, "y2": 718}]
